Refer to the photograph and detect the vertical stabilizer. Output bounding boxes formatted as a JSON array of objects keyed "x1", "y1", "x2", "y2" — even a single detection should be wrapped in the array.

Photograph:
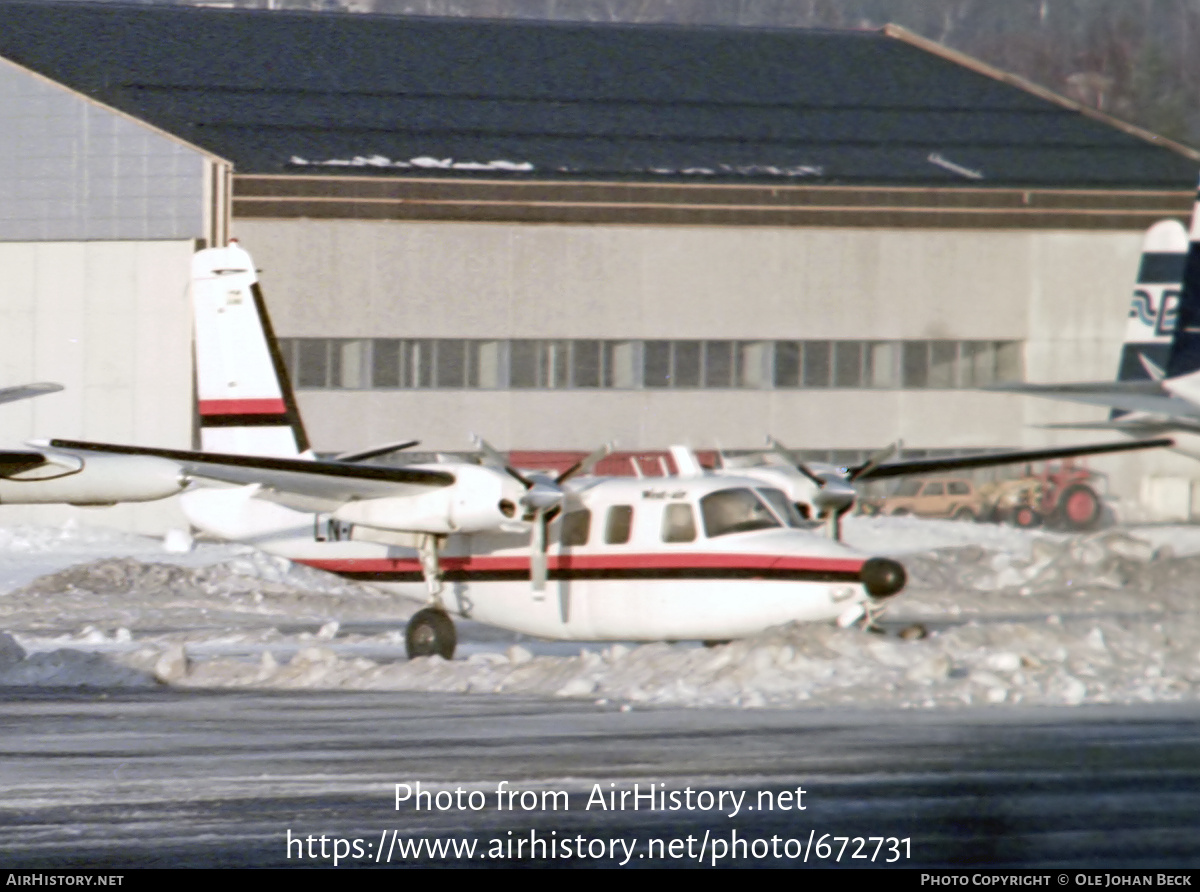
[
  {"x1": 1165, "y1": 177, "x2": 1200, "y2": 379},
  {"x1": 1116, "y1": 219, "x2": 1188, "y2": 383},
  {"x1": 191, "y1": 241, "x2": 311, "y2": 458}
]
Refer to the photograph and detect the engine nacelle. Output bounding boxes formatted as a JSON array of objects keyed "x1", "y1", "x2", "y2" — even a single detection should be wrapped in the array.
[
  {"x1": 331, "y1": 464, "x2": 523, "y2": 534},
  {"x1": 0, "y1": 453, "x2": 186, "y2": 505}
]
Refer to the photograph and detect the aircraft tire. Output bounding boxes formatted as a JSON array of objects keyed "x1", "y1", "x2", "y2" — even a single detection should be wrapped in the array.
[{"x1": 405, "y1": 608, "x2": 457, "y2": 660}]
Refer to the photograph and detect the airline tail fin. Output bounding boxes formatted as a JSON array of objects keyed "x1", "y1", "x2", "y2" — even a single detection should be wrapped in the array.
[
  {"x1": 1116, "y1": 219, "x2": 1188, "y2": 384},
  {"x1": 1165, "y1": 177, "x2": 1200, "y2": 379},
  {"x1": 191, "y1": 241, "x2": 312, "y2": 459}
]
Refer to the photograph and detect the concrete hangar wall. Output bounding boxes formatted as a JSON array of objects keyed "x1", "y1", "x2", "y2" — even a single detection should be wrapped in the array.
[
  {"x1": 0, "y1": 2, "x2": 1198, "y2": 525},
  {"x1": 0, "y1": 54, "x2": 230, "y2": 532},
  {"x1": 238, "y1": 188, "x2": 1193, "y2": 520}
]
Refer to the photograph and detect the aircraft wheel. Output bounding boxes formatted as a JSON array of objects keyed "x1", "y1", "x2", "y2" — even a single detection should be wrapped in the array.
[
  {"x1": 1011, "y1": 506, "x2": 1042, "y2": 529},
  {"x1": 1056, "y1": 483, "x2": 1102, "y2": 531},
  {"x1": 405, "y1": 608, "x2": 457, "y2": 660}
]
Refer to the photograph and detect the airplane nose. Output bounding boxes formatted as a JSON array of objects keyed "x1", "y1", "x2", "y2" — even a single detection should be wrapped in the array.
[{"x1": 860, "y1": 557, "x2": 906, "y2": 598}]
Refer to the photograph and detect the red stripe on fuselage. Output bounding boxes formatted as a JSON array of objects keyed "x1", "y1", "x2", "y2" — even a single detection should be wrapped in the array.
[
  {"x1": 198, "y1": 398, "x2": 287, "y2": 416},
  {"x1": 296, "y1": 553, "x2": 865, "y2": 574}
]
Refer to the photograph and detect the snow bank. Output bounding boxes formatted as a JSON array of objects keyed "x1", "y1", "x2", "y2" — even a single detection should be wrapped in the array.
[{"x1": 3, "y1": 520, "x2": 1199, "y2": 707}]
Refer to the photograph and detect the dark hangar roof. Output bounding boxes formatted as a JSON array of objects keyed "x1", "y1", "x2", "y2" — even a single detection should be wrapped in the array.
[{"x1": 0, "y1": 1, "x2": 1195, "y2": 188}]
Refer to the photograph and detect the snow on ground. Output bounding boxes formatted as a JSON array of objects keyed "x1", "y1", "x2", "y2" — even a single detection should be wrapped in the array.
[{"x1": 2, "y1": 517, "x2": 1200, "y2": 709}]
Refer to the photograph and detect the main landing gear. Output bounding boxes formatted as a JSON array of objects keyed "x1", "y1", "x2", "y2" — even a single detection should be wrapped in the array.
[
  {"x1": 404, "y1": 533, "x2": 457, "y2": 660},
  {"x1": 405, "y1": 607, "x2": 457, "y2": 660}
]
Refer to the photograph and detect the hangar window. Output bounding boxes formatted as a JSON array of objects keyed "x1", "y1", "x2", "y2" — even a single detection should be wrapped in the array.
[
  {"x1": 802, "y1": 340, "x2": 831, "y2": 387},
  {"x1": 283, "y1": 337, "x2": 1022, "y2": 392},
  {"x1": 705, "y1": 341, "x2": 735, "y2": 387},
  {"x1": 296, "y1": 339, "x2": 330, "y2": 387}
]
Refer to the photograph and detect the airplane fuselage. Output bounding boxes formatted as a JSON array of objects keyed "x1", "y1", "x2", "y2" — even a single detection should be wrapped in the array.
[{"x1": 181, "y1": 474, "x2": 902, "y2": 641}]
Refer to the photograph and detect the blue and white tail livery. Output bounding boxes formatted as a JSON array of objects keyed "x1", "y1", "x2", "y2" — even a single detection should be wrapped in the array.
[
  {"x1": 1115, "y1": 219, "x2": 1188, "y2": 387},
  {"x1": 191, "y1": 241, "x2": 311, "y2": 458},
  {"x1": 987, "y1": 174, "x2": 1200, "y2": 429}
]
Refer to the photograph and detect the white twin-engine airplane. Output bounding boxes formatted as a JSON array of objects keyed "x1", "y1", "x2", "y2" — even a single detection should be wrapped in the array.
[{"x1": 44, "y1": 242, "x2": 1172, "y2": 660}]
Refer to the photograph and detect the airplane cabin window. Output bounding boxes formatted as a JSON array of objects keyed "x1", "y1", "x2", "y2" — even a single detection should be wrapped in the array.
[
  {"x1": 561, "y1": 509, "x2": 591, "y2": 546},
  {"x1": 661, "y1": 503, "x2": 697, "y2": 543},
  {"x1": 604, "y1": 505, "x2": 634, "y2": 544},
  {"x1": 700, "y1": 488, "x2": 781, "y2": 538}
]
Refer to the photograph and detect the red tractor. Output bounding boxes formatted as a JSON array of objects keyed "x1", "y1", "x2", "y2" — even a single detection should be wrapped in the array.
[{"x1": 981, "y1": 459, "x2": 1106, "y2": 531}]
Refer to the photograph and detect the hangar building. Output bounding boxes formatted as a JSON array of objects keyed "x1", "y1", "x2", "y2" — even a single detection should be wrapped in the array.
[{"x1": 0, "y1": 0, "x2": 1197, "y2": 529}]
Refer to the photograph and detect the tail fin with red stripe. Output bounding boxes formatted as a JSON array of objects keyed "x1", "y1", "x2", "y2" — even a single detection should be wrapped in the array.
[{"x1": 191, "y1": 241, "x2": 311, "y2": 458}]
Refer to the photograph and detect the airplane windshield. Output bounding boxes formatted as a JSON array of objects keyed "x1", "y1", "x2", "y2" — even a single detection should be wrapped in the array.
[
  {"x1": 756, "y1": 487, "x2": 805, "y2": 527},
  {"x1": 700, "y1": 488, "x2": 782, "y2": 537}
]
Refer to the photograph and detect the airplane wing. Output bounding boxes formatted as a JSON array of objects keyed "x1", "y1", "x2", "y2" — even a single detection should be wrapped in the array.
[
  {"x1": 983, "y1": 380, "x2": 1200, "y2": 417},
  {"x1": 0, "y1": 383, "x2": 63, "y2": 407},
  {"x1": 849, "y1": 437, "x2": 1174, "y2": 481},
  {"x1": 45, "y1": 438, "x2": 455, "y2": 510}
]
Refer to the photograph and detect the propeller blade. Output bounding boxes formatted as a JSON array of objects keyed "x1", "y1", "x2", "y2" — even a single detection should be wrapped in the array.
[
  {"x1": 556, "y1": 442, "x2": 614, "y2": 485},
  {"x1": 765, "y1": 436, "x2": 824, "y2": 487},
  {"x1": 530, "y1": 511, "x2": 548, "y2": 591},
  {"x1": 848, "y1": 440, "x2": 902, "y2": 482},
  {"x1": 0, "y1": 382, "x2": 63, "y2": 407},
  {"x1": 472, "y1": 435, "x2": 533, "y2": 488},
  {"x1": 333, "y1": 439, "x2": 420, "y2": 463}
]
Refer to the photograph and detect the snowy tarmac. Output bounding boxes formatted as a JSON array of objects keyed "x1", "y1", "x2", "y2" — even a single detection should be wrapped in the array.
[{"x1": 2, "y1": 516, "x2": 1200, "y2": 866}]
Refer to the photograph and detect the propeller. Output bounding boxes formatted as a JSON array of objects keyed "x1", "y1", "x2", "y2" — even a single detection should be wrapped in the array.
[
  {"x1": 766, "y1": 436, "x2": 871, "y2": 539},
  {"x1": 474, "y1": 438, "x2": 613, "y2": 590}
]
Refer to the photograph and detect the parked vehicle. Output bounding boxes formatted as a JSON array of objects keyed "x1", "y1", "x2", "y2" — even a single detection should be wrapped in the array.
[{"x1": 863, "y1": 460, "x2": 1107, "y2": 531}]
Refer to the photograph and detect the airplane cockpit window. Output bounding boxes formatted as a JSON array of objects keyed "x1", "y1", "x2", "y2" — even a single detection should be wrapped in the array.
[
  {"x1": 605, "y1": 505, "x2": 634, "y2": 544},
  {"x1": 560, "y1": 509, "x2": 591, "y2": 547},
  {"x1": 661, "y1": 503, "x2": 697, "y2": 543},
  {"x1": 756, "y1": 488, "x2": 804, "y2": 527},
  {"x1": 700, "y1": 488, "x2": 781, "y2": 538}
]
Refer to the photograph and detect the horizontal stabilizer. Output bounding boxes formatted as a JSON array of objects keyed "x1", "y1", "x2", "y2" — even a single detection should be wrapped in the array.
[
  {"x1": 0, "y1": 383, "x2": 63, "y2": 407},
  {"x1": 851, "y1": 437, "x2": 1173, "y2": 481},
  {"x1": 985, "y1": 380, "x2": 1200, "y2": 417}
]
